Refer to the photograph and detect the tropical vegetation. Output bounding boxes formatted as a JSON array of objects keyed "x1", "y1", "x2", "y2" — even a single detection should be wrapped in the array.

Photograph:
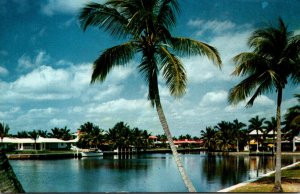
[
  {"x1": 78, "y1": 0, "x2": 222, "y2": 192},
  {"x1": 228, "y1": 18, "x2": 300, "y2": 192}
]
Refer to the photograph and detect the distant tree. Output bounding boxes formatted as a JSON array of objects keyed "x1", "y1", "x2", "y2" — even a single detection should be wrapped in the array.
[
  {"x1": 37, "y1": 130, "x2": 48, "y2": 138},
  {"x1": 0, "y1": 122, "x2": 10, "y2": 143},
  {"x1": 215, "y1": 121, "x2": 234, "y2": 151},
  {"x1": 17, "y1": 131, "x2": 29, "y2": 138},
  {"x1": 232, "y1": 119, "x2": 246, "y2": 152},
  {"x1": 28, "y1": 130, "x2": 38, "y2": 150},
  {"x1": 283, "y1": 94, "x2": 300, "y2": 140},
  {"x1": 201, "y1": 126, "x2": 218, "y2": 152},
  {"x1": 248, "y1": 116, "x2": 266, "y2": 152}
]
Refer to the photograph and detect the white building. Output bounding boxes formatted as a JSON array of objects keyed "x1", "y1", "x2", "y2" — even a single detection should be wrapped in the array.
[{"x1": 0, "y1": 136, "x2": 78, "y2": 151}]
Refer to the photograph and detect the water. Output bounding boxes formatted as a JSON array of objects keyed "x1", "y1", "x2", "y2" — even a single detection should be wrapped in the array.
[{"x1": 9, "y1": 153, "x2": 300, "y2": 192}]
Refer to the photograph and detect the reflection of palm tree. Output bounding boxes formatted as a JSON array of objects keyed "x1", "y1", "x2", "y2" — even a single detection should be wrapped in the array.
[
  {"x1": 248, "y1": 116, "x2": 266, "y2": 152},
  {"x1": 79, "y1": 0, "x2": 221, "y2": 191},
  {"x1": 228, "y1": 18, "x2": 300, "y2": 192}
]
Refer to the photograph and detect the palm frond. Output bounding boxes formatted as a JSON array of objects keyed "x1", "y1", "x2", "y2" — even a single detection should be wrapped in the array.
[
  {"x1": 156, "y1": 0, "x2": 180, "y2": 29},
  {"x1": 228, "y1": 73, "x2": 262, "y2": 105},
  {"x1": 138, "y1": 54, "x2": 159, "y2": 107},
  {"x1": 171, "y1": 37, "x2": 222, "y2": 68},
  {"x1": 159, "y1": 46, "x2": 186, "y2": 97},
  {"x1": 91, "y1": 41, "x2": 137, "y2": 83},
  {"x1": 79, "y1": 2, "x2": 128, "y2": 38}
]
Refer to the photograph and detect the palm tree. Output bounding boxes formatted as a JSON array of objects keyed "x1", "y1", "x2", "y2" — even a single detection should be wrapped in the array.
[
  {"x1": 228, "y1": 18, "x2": 300, "y2": 192},
  {"x1": 0, "y1": 122, "x2": 10, "y2": 143},
  {"x1": 79, "y1": 1, "x2": 221, "y2": 191},
  {"x1": 215, "y1": 121, "x2": 234, "y2": 152},
  {"x1": 0, "y1": 153, "x2": 25, "y2": 193},
  {"x1": 248, "y1": 116, "x2": 266, "y2": 152},
  {"x1": 28, "y1": 130, "x2": 38, "y2": 151},
  {"x1": 283, "y1": 94, "x2": 300, "y2": 140},
  {"x1": 17, "y1": 131, "x2": 29, "y2": 138},
  {"x1": 232, "y1": 119, "x2": 246, "y2": 152},
  {"x1": 200, "y1": 126, "x2": 217, "y2": 152},
  {"x1": 265, "y1": 117, "x2": 277, "y2": 153},
  {"x1": 37, "y1": 130, "x2": 48, "y2": 138}
]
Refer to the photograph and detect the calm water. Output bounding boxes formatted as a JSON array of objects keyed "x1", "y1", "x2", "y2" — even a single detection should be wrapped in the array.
[{"x1": 9, "y1": 153, "x2": 300, "y2": 192}]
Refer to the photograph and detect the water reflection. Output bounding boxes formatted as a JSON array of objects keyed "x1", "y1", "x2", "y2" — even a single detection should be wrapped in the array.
[{"x1": 9, "y1": 153, "x2": 300, "y2": 192}]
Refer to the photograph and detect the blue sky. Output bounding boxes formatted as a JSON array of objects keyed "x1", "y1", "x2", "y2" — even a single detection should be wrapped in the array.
[{"x1": 0, "y1": 0, "x2": 299, "y2": 136}]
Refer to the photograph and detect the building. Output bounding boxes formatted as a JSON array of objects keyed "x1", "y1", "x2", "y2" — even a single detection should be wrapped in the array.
[{"x1": 0, "y1": 136, "x2": 78, "y2": 151}]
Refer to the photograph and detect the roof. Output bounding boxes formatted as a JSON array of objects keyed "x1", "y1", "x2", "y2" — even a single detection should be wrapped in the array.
[{"x1": 1, "y1": 137, "x2": 78, "y2": 144}]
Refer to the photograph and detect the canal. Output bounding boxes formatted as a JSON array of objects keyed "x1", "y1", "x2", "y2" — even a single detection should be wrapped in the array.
[{"x1": 9, "y1": 153, "x2": 300, "y2": 192}]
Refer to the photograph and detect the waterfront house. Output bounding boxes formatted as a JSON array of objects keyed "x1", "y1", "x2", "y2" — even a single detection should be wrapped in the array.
[{"x1": 0, "y1": 136, "x2": 78, "y2": 151}]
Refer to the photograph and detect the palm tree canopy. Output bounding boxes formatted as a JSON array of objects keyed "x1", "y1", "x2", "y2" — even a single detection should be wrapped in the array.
[
  {"x1": 248, "y1": 115, "x2": 266, "y2": 132},
  {"x1": 79, "y1": 0, "x2": 222, "y2": 106},
  {"x1": 0, "y1": 122, "x2": 10, "y2": 140},
  {"x1": 228, "y1": 18, "x2": 300, "y2": 107}
]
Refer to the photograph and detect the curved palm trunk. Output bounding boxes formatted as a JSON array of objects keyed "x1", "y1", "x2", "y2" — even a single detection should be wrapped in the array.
[
  {"x1": 0, "y1": 153, "x2": 25, "y2": 193},
  {"x1": 272, "y1": 88, "x2": 283, "y2": 192},
  {"x1": 155, "y1": 97, "x2": 196, "y2": 192}
]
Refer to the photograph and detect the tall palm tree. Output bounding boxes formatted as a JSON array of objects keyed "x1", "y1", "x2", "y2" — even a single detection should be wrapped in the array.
[
  {"x1": 232, "y1": 119, "x2": 246, "y2": 152},
  {"x1": 248, "y1": 116, "x2": 266, "y2": 152},
  {"x1": 228, "y1": 18, "x2": 300, "y2": 192},
  {"x1": 79, "y1": 0, "x2": 222, "y2": 191},
  {"x1": 0, "y1": 122, "x2": 10, "y2": 143}
]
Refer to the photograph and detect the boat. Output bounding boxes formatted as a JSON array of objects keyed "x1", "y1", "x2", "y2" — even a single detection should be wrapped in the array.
[{"x1": 81, "y1": 148, "x2": 103, "y2": 157}]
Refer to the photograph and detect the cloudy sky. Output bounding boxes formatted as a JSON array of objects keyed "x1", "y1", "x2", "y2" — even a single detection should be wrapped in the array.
[{"x1": 0, "y1": 0, "x2": 299, "y2": 136}]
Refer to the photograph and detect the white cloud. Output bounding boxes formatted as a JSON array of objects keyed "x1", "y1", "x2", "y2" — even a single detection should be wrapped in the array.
[
  {"x1": 17, "y1": 51, "x2": 50, "y2": 71},
  {"x1": 41, "y1": 0, "x2": 87, "y2": 16},
  {"x1": 87, "y1": 98, "x2": 151, "y2": 114},
  {"x1": 199, "y1": 90, "x2": 228, "y2": 107},
  {"x1": 41, "y1": 0, "x2": 105, "y2": 16},
  {"x1": 49, "y1": 118, "x2": 68, "y2": 126},
  {"x1": 0, "y1": 66, "x2": 9, "y2": 76},
  {"x1": 188, "y1": 19, "x2": 236, "y2": 36}
]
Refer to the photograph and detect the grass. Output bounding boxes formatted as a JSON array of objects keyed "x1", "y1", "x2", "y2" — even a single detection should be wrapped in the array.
[{"x1": 230, "y1": 164, "x2": 300, "y2": 192}]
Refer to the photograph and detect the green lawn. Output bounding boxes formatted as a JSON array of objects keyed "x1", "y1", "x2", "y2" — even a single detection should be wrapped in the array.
[{"x1": 230, "y1": 164, "x2": 300, "y2": 192}]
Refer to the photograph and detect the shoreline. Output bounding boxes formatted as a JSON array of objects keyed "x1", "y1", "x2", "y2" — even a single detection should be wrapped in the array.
[
  {"x1": 5, "y1": 149, "x2": 300, "y2": 160},
  {"x1": 217, "y1": 161, "x2": 300, "y2": 192}
]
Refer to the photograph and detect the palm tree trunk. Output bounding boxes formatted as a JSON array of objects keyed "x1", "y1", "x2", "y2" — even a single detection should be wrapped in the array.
[
  {"x1": 0, "y1": 152, "x2": 25, "y2": 193},
  {"x1": 155, "y1": 97, "x2": 196, "y2": 192},
  {"x1": 272, "y1": 88, "x2": 283, "y2": 192}
]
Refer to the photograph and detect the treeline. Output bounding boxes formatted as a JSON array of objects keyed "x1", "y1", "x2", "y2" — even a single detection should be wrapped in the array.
[{"x1": 200, "y1": 97, "x2": 300, "y2": 152}]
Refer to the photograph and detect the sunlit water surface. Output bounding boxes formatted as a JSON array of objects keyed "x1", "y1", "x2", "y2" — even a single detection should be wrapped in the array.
[{"x1": 9, "y1": 153, "x2": 300, "y2": 192}]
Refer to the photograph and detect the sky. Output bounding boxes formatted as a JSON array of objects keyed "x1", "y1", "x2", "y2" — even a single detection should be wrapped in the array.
[{"x1": 0, "y1": 0, "x2": 300, "y2": 136}]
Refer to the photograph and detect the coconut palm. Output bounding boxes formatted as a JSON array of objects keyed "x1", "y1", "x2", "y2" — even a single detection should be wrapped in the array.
[
  {"x1": 0, "y1": 122, "x2": 10, "y2": 143},
  {"x1": 79, "y1": 0, "x2": 222, "y2": 191},
  {"x1": 215, "y1": 121, "x2": 235, "y2": 152},
  {"x1": 0, "y1": 153, "x2": 25, "y2": 193},
  {"x1": 200, "y1": 126, "x2": 218, "y2": 152},
  {"x1": 232, "y1": 119, "x2": 246, "y2": 152},
  {"x1": 228, "y1": 18, "x2": 300, "y2": 191},
  {"x1": 248, "y1": 116, "x2": 266, "y2": 152}
]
